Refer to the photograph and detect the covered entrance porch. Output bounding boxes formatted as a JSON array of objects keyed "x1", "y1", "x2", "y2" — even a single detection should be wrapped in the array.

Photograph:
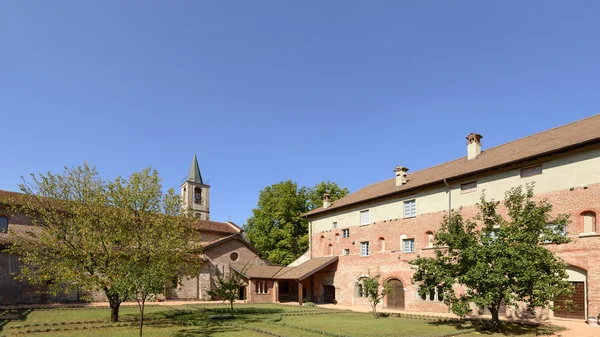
[{"x1": 231, "y1": 256, "x2": 338, "y2": 305}]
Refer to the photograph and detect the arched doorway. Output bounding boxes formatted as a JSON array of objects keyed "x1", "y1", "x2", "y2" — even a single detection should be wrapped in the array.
[
  {"x1": 554, "y1": 266, "x2": 587, "y2": 319},
  {"x1": 386, "y1": 279, "x2": 405, "y2": 310}
]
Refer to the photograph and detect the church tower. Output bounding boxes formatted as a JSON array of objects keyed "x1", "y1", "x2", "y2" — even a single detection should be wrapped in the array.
[{"x1": 180, "y1": 154, "x2": 210, "y2": 220}]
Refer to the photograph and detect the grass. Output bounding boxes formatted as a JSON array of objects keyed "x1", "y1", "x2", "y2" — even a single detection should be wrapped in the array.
[{"x1": 0, "y1": 303, "x2": 563, "y2": 337}]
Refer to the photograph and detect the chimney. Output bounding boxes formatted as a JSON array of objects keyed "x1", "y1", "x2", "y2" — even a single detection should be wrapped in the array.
[
  {"x1": 322, "y1": 193, "x2": 331, "y2": 208},
  {"x1": 394, "y1": 166, "x2": 409, "y2": 186},
  {"x1": 466, "y1": 133, "x2": 483, "y2": 160}
]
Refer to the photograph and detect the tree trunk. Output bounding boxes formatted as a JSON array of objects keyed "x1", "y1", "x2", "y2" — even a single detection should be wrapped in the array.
[
  {"x1": 137, "y1": 298, "x2": 145, "y2": 337},
  {"x1": 105, "y1": 290, "x2": 121, "y2": 323},
  {"x1": 230, "y1": 300, "x2": 234, "y2": 313},
  {"x1": 489, "y1": 306, "x2": 501, "y2": 332},
  {"x1": 372, "y1": 303, "x2": 377, "y2": 318}
]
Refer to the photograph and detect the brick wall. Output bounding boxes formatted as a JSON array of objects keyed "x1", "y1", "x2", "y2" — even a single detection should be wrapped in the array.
[{"x1": 310, "y1": 183, "x2": 600, "y2": 317}]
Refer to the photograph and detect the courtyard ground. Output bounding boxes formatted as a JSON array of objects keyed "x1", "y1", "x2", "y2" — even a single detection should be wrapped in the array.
[{"x1": 0, "y1": 301, "x2": 592, "y2": 337}]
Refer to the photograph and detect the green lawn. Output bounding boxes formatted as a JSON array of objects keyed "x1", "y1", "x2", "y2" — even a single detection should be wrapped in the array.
[{"x1": 0, "y1": 304, "x2": 562, "y2": 337}]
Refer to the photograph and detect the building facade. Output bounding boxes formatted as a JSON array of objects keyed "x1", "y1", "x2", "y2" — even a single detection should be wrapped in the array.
[
  {"x1": 301, "y1": 115, "x2": 599, "y2": 319},
  {"x1": 0, "y1": 155, "x2": 267, "y2": 304}
]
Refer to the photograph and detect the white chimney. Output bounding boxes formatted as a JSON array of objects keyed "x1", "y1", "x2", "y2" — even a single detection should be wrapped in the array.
[
  {"x1": 466, "y1": 133, "x2": 483, "y2": 160},
  {"x1": 394, "y1": 166, "x2": 409, "y2": 186},
  {"x1": 322, "y1": 193, "x2": 331, "y2": 208}
]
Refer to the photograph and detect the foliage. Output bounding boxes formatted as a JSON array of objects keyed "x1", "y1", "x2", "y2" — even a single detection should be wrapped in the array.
[
  {"x1": 244, "y1": 180, "x2": 349, "y2": 265},
  {"x1": 411, "y1": 184, "x2": 573, "y2": 331},
  {"x1": 304, "y1": 181, "x2": 350, "y2": 211},
  {"x1": 8, "y1": 163, "x2": 202, "y2": 328},
  {"x1": 207, "y1": 265, "x2": 248, "y2": 313},
  {"x1": 361, "y1": 274, "x2": 391, "y2": 318},
  {"x1": 302, "y1": 302, "x2": 316, "y2": 307}
]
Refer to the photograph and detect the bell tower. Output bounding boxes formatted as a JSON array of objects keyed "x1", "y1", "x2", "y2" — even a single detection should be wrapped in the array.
[{"x1": 180, "y1": 154, "x2": 210, "y2": 220}]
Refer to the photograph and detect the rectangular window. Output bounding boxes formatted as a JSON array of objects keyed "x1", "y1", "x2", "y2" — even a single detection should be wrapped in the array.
[
  {"x1": 360, "y1": 241, "x2": 370, "y2": 256},
  {"x1": 342, "y1": 229, "x2": 350, "y2": 238},
  {"x1": 360, "y1": 210, "x2": 370, "y2": 226},
  {"x1": 404, "y1": 200, "x2": 416, "y2": 218},
  {"x1": 520, "y1": 164, "x2": 542, "y2": 178},
  {"x1": 460, "y1": 181, "x2": 477, "y2": 193},
  {"x1": 403, "y1": 239, "x2": 415, "y2": 253},
  {"x1": 332, "y1": 221, "x2": 337, "y2": 229},
  {"x1": 343, "y1": 248, "x2": 350, "y2": 256}
]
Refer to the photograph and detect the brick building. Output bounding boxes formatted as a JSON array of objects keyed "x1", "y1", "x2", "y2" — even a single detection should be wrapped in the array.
[
  {"x1": 295, "y1": 114, "x2": 599, "y2": 319},
  {"x1": 0, "y1": 155, "x2": 268, "y2": 304}
]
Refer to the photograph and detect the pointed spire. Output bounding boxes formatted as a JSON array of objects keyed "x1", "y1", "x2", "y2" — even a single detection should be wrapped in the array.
[{"x1": 187, "y1": 154, "x2": 204, "y2": 184}]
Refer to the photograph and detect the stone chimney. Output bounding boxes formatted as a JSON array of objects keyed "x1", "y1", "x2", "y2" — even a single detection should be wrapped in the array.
[
  {"x1": 394, "y1": 166, "x2": 409, "y2": 186},
  {"x1": 466, "y1": 133, "x2": 483, "y2": 160},
  {"x1": 322, "y1": 193, "x2": 331, "y2": 208}
]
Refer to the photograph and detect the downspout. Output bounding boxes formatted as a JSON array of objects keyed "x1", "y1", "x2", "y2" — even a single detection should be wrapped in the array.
[
  {"x1": 443, "y1": 179, "x2": 451, "y2": 217},
  {"x1": 309, "y1": 220, "x2": 313, "y2": 259}
]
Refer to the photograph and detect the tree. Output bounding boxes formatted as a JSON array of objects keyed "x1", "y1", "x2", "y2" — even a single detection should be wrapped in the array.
[
  {"x1": 361, "y1": 274, "x2": 391, "y2": 318},
  {"x1": 304, "y1": 181, "x2": 350, "y2": 211},
  {"x1": 411, "y1": 184, "x2": 573, "y2": 331},
  {"x1": 207, "y1": 265, "x2": 248, "y2": 313},
  {"x1": 244, "y1": 180, "x2": 349, "y2": 265},
  {"x1": 8, "y1": 164, "x2": 202, "y2": 325}
]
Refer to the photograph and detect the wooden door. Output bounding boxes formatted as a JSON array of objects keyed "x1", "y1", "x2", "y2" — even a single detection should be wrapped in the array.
[
  {"x1": 554, "y1": 282, "x2": 585, "y2": 319},
  {"x1": 386, "y1": 280, "x2": 404, "y2": 310}
]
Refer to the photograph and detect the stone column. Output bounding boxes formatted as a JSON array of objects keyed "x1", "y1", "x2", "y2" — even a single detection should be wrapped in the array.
[{"x1": 298, "y1": 281, "x2": 303, "y2": 305}]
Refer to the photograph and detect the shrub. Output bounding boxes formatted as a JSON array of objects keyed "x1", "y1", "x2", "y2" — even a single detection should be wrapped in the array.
[{"x1": 303, "y1": 302, "x2": 316, "y2": 307}]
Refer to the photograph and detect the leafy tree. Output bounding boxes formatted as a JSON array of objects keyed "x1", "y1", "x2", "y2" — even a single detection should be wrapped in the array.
[
  {"x1": 207, "y1": 265, "x2": 248, "y2": 313},
  {"x1": 411, "y1": 184, "x2": 572, "y2": 331},
  {"x1": 8, "y1": 164, "x2": 202, "y2": 325},
  {"x1": 304, "y1": 181, "x2": 350, "y2": 211},
  {"x1": 361, "y1": 274, "x2": 391, "y2": 318},
  {"x1": 244, "y1": 180, "x2": 349, "y2": 265}
]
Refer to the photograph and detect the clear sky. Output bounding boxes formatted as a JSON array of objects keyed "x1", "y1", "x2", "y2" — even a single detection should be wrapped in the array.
[{"x1": 1, "y1": 1, "x2": 599, "y2": 225}]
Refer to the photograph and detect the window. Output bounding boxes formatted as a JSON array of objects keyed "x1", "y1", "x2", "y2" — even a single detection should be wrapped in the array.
[
  {"x1": 543, "y1": 223, "x2": 567, "y2": 243},
  {"x1": 520, "y1": 164, "x2": 542, "y2": 178},
  {"x1": 194, "y1": 188, "x2": 202, "y2": 204},
  {"x1": 420, "y1": 286, "x2": 444, "y2": 302},
  {"x1": 356, "y1": 279, "x2": 368, "y2": 298},
  {"x1": 343, "y1": 248, "x2": 350, "y2": 256},
  {"x1": 342, "y1": 228, "x2": 350, "y2": 238},
  {"x1": 582, "y1": 212, "x2": 596, "y2": 233},
  {"x1": 0, "y1": 216, "x2": 7, "y2": 233},
  {"x1": 333, "y1": 221, "x2": 337, "y2": 229},
  {"x1": 403, "y1": 238, "x2": 415, "y2": 253},
  {"x1": 230, "y1": 252, "x2": 239, "y2": 261},
  {"x1": 328, "y1": 244, "x2": 333, "y2": 256},
  {"x1": 360, "y1": 241, "x2": 370, "y2": 256},
  {"x1": 256, "y1": 281, "x2": 268, "y2": 294},
  {"x1": 404, "y1": 200, "x2": 416, "y2": 218},
  {"x1": 360, "y1": 210, "x2": 370, "y2": 226},
  {"x1": 460, "y1": 181, "x2": 477, "y2": 193},
  {"x1": 8, "y1": 255, "x2": 19, "y2": 274}
]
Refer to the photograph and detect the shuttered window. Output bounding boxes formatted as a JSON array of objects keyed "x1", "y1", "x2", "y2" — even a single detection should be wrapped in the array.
[
  {"x1": 404, "y1": 200, "x2": 416, "y2": 218},
  {"x1": 360, "y1": 210, "x2": 370, "y2": 225},
  {"x1": 403, "y1": 239, "x2": 415, "y2": 253},
  {"x1": 360, "y1": 242, "x2": 370, "y2": 256}
]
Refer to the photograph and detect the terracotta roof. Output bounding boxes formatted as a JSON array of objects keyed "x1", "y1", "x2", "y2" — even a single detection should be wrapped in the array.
[
  {"x1": 202, "y1": 233, "x2": 261, "y2": 255},
  {"x1": 305, "y1": 114, "x2": 600, "y2": 218},
  {"x1": 231, "y1": 256, "x2": 338, "y2": 281},
  {"x1": 193, "y1": 219, "x2": 242, "y2": 234}
]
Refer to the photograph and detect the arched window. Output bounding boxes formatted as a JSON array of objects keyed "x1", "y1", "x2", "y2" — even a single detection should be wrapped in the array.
[
  {"x1": 582, "y1": 211, "x2": 596, "y2": 233},
  {"x1": 426, "y1": 231, "x2": 434, "y2": 247},
  {"x1": 379, "y1": 237, "x2": 385, "y2": 251},
  {"x1": 0, "y1": 216, "x2": 8, "y2": 233},
  {"x1": 355, "y1": 278, "x2": 368, "y2": 298},
  {"x1": 328, "y1": 244, "x2": 333, "y2": 256},
  {"x1": 194, "y1": 188, "x2": 202, "y2": 205}
]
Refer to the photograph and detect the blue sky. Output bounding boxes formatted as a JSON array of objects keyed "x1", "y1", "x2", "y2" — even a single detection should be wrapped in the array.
[{"x1": 1, "y1": 1, "x2": 599, "y2": 225}]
